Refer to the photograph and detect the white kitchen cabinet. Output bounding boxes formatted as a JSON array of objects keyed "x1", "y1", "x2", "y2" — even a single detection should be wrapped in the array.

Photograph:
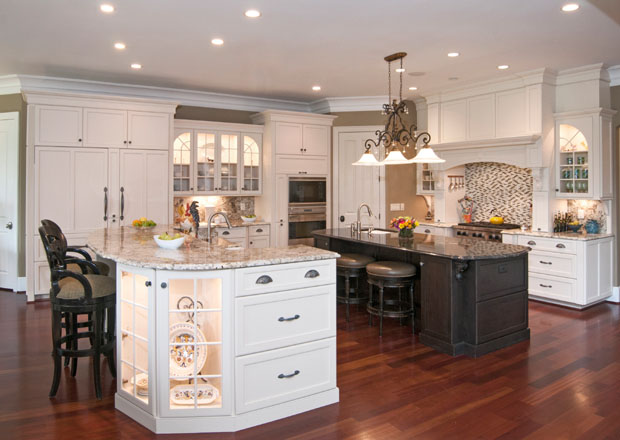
[
  {"x1": 502, "y1": 232, "x2": 613, "y2": 308},
  {"x1": 275, "y1": 174, "x2": 289, "y2": 247},
  {"x1": 34, "y1": 105, "x2": 83, "y2": 147},
  {"x1": 302, "y1": 124, "x2": 330, "y2": 156},
  {"x1": 274, "y1": 155, "x2": 328, "y2": 175},
  {"x1": 440, "y1": 99, "x2": 467, "y2": 143},
  {"x1": 554, "y1": 109, "x2": 614, "y2": 200},
  {"x1": 173, "y1": 121, "x2": 263, "y2": 196},
  {"x1": 248, "y1": 225, "x2": 270, "y2": 248},
  {"x1": 83, "y1": 108, "x2": 127, "y2": 148},
  {"x1": 467, "y1": 94, "x2": 495, "y2": 140},
  {"x1": 416, "y1": 163, "x2": 436, "y2": 194},
  {"x1": 417, "y1": 224, "x2": 453, "y2": 237},
  {"x1": 128, "y1": 111, "x2": 170, "y2": 150},
  {"x1": 275, "y1": 122, "x2": 303, "y2": 155},
  {"x1": 496, "y1": 89, "x2": 527, "y2": 137}
]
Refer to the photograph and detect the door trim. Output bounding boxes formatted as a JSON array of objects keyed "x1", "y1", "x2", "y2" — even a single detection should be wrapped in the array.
[
  {"x1": 332, "y1": 126, "x2": 385, "y2": 228},
  {"x1": 0, "y1": 112, "x2": 19, "y2": 291}
]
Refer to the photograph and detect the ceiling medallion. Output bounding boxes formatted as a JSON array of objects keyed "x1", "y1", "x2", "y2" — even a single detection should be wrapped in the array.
[{"x1": 353, "y1": 52, "x2": 445, "y2": 166}]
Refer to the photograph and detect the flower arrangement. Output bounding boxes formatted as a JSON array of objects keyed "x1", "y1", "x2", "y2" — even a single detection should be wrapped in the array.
[{"x1": 390, "y1": 216, "x2": 419, "y2": 238}]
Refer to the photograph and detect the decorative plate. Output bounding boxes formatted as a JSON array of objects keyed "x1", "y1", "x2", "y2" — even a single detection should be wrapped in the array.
[
  {"x1": 170, "y1": 383, "x2": 219, "y2": 406},
  {"x1": 169, "y1": 322, "x2": 207, "y2": 378}
]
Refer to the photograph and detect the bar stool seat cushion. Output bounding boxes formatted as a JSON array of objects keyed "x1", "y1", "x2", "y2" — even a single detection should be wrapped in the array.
[
  {"x1": 57, "y1": 275, "x2": 116, "y2": 300},
  {"x1": 337, "y1": 253, "x2": 375, "y2": 269},
  {"x1": 67, "y1": 260, "x2": 110, "y2": 276},
  {"x1": 367, "y1": 261, "x2": 417, "y2": 278}
]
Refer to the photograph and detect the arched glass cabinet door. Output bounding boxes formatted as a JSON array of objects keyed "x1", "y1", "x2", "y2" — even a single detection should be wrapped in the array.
[
  {"x1": 196, "y1": 132, "x2": 216, "y2": 192},
  {"x1": 173, "y1": 131, "x2": 192, "y2": 194},
  {"x1": 242, "y1": 133, "x2": 262, "y2": 194},
  {"x1": 558, "y1": 124, "x2": 589, "y2": 196}
]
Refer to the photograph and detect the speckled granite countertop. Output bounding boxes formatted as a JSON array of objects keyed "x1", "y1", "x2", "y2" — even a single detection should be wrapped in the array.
[
  {"x1": 502, "y1": 229, "x2": 614, "y2": 241},
  {"x1": 417, "y1": 221, "x2": 458, "y2": 228},
  {"x1": 87, "y1": 226, "x2": 337, "y2": 270},
  {"x1": 313, "y1": 228, "x2": 530, "y2": 260}
]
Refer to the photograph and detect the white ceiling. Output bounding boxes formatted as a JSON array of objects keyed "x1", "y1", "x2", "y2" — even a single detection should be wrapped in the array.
[{"x1": 1, "y1": 0, "x2": 620, "y2": 103}]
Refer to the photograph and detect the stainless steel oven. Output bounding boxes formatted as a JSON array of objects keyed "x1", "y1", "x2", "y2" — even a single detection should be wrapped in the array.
[
  {"x1": 288, "y1": 203, "x2": 326, "y2": 246},
  {"x1": 288, "y1": 177, "x2": 327, "y2": 205}
]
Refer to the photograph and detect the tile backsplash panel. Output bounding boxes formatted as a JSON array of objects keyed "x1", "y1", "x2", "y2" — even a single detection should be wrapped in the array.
[
  {"x1": 465, "y1": 162, "x2": 533, "y2": 227},
  {"x1": 174, "y1": 196, "x2": 254, "y2": 223},
  {"x1": 566, "y1": 200, "x2": 607, "y2": 231}
]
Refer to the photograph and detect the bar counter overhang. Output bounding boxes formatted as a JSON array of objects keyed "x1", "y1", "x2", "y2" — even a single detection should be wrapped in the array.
[{"x1": 313, "y1": 228, "x2": 532, "y2": 357}]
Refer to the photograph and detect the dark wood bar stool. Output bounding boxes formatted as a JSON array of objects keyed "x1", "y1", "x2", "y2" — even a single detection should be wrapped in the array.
[
  {"x1": 39, "y1": 225, "x2": 116, "y2": 400},
  {"x1": 366, "y1": 261, "x2": 416, "y2": 336},
  {"x1": 336, "y1": 253, "x2": 376, "y2": 322}
]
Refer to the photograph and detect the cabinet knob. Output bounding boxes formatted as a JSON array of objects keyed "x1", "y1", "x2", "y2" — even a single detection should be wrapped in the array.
[
  {"x1": 161, "y1": 282, "x2": 167, "y2": 288},
  {"x1": 123, "y1": 140, "x2": 127, "y2": 144},
  {"x1": 145, "y1": 281, "x2": 152, "y2": 287},
  {"x1": 78, "y1": 138, "x2": 82, "y2": 142},
  {"x1": 128, "y1": 140, "x2": 132, "y2": 144}
]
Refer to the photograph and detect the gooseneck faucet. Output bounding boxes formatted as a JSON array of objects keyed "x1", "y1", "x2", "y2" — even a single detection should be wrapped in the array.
[
  {"x1": 207, "y1": 212, "x2": 232, "y2": 243},
  {"x1": 356, "y1": 203, "x2": 373, "y2": 233}
]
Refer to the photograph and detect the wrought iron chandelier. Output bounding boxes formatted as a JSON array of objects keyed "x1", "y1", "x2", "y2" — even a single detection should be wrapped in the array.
[{"x1": 353, "y1": 52, "x2": 445, "y2": 166}]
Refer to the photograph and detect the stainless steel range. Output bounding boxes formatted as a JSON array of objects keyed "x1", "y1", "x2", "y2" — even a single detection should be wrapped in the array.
[{"x1": 452, "y1": 222, "x2": 520, "y2": 241}]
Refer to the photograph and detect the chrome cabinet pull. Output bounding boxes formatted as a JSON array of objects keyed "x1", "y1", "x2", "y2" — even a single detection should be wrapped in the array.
[
  {"x1": 527, "y1": 240, "x2": 536, "y2": 245},
  {"x1": 539, "y1": 261, "x2": 552, "y2": 265},
  {"x1": 278, "y1": 370, "x2": 300, "y2": 379},
  {"x1": 556, "y1": 243, "x2": 566, "y2": 249},
  {"x1": 539, "y1": 283, "x2": 552, "y2": 288},
  {"x1": 120, "y1": 187, "x2": 125, "y2": 220},
  {"x1": 278, "y1": 314, "x2": 300, "y2": 322},
  {"x1": 103, "y1": 187, "x2": 108, "y2": 221},
  {"x1": 256, "y1": 275, "x2": 273, "y2": 284},
  {"x1": 304, "y1": 269, "x2": 319, "y2": 278}
]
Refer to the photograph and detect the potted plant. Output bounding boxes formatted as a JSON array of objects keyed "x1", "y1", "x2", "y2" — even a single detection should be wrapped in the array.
[{"x1": 390, "y1": 216, "x2": 419, "y2": 239}]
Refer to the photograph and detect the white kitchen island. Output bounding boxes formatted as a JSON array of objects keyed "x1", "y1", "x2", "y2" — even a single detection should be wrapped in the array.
[{"x1": 87, "y1": 226, "x2": 339, "y2": 434}]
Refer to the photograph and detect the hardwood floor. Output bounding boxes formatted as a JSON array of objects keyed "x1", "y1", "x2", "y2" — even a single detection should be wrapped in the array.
[{"x1": 1, "y1": 290, "x2": 619, "y2": 440}]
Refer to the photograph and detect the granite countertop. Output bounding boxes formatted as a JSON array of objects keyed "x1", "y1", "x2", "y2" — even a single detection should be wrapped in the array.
[
  {"x1": 87, "y1": 226, "x2": 337, "y2": 270},
  {"x1": 502, "y1": 229, "x2": 614, "y2": 241},
  {"x1": 194, "y1": 219, "x2": 270, "y2": 228},
  {"x1": 313, "y1": 228, "x2": 530, "y2": 261},
  {"x1": 417, "y1": 221, "x2": 458, "y2": 229}
]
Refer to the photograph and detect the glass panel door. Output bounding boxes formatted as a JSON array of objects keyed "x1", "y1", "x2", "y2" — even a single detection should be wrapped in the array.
[
  {"x1": 196, "y1": 132, "x2": 216, "y2": 192},
  {"x1": 173, "y1": 132, "x2": 192, "y2": 193},
  {"x1": 558, "y1": 124, "x2": 589, "y2": 195},
  {"x1": 242, "y1": 134, "x2": 261, "y2": 193},
  {"x1": 219, "y1": 133, "x2": 239, "y2": 192}
]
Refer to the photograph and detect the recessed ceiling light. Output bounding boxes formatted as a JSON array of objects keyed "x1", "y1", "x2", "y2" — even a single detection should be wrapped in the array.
[
  {"x1": 114, "y1": 42, "x2": 126, "y2": 50},
  {"x1": 395, "y1": 68, "x2": 405, "y2": 73},
  {"x1": 408, "y1": 86, "x2": 418, "y2": 91},
  {"x1": 100, "y1": 4, "x2": 115, "y2": 13},
  {"x1": 312, "y1": 85, "x2": 321, "y2": 91},
  {"x1": 244, "y1": 9, "x2": 261, "y2": 18},
  {"x1": 448, "y1": 52, "x2": 460, "y2": 57},
  {"x1": 497, "y1": 65, "x2": 509, "y2": 70},
  {"x1": 562, "y1": 3, "x2": 580, "y2": 12},
  {"x1": 130, "y1": 63, "x2": 142, "y2": 70},
  {"x1": 211, "y1": 38, "x2": 224, "y2": 46}
]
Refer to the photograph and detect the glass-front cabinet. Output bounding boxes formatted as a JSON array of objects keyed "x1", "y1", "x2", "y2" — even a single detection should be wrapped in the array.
[
  {"x1": 416, "y1": 163, "x2": 436, "y2": 195},
  {"x1": 557, "y1": 123, "x2": 590, "y2": 197},
  {"x1": 172, "y1": 121, "x2": 263, "y2": 196}
]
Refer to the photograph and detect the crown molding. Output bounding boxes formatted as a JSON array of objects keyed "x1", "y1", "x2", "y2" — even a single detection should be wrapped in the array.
[
  {"x1": 555, "y1": 63, "x2": 610, "y2": 86},
  {"x1": 609, "y1": 65, "x2": 620, "y2": 87},
  {"x1": 0, "y1": 75, "x2": 23, "y2": 95},
  {"x1": 309, "y1": 96, "x2": 388, "y2": 113}
]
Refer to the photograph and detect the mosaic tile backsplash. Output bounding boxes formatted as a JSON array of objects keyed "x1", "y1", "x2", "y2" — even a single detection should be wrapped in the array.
[
  {"x1": 566, "y1": 200, "x2": 607, "y2": 231},
  {"x1": 174, "y1": 196, "x2": 254, "y2": 223},
  {"x1": 465, "y1": 162, "x2": 533, "y2": 227}
]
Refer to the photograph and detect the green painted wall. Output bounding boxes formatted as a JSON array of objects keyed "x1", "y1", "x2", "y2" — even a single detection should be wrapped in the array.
[{"x1": 0, "y1": 94, "x2": 27, "y2": 278}]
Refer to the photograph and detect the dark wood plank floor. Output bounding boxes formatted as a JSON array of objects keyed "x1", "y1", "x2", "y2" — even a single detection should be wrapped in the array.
[{"x1": 1, "y1": 290, "x2": 619, "y2": 440}]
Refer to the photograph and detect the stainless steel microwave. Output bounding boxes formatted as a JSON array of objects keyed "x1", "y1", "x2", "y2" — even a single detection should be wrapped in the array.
[{"x1": 288, "y1": 177, "x2": 327, "y2": 205}]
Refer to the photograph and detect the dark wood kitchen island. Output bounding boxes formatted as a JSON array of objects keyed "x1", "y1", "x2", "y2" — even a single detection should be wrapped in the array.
[{"x1": 313, "y1": 229, "x2": 531, "y2": 357}]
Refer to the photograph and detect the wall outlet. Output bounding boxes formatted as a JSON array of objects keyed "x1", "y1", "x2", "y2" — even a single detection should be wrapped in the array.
[
  {"x1": 240, "y1": 202, "x2": 247, "y2": 210},
  {"x1": 577, "y1": 209, "x2": 585, "y2": 219},
  {"x1": 390, "y1": 203, "x2": 402, "y2": 211}
]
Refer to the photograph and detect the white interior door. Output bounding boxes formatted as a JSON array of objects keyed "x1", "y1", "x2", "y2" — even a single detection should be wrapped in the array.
[
  {"x1": 334, "y1": 128, "x2": 384, "y2": 229},
  {"x1": 0, "y1": 113, "x2": 19, "y2": 290}
]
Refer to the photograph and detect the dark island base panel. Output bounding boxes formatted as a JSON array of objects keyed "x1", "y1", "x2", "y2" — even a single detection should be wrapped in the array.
[{"x1": 313, "y1": 229, "x2": 531, "y2": 357}]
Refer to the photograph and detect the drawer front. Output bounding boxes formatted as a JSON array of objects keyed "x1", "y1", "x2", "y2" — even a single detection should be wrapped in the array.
[
  {"x1": 217, "y1": 227, "x2": 247, "y2": 239},
  {"x1": 476, "y1": 291, "x2": 527, "y2": 343},
  {"x1": 224, "y1": 237, "x2": 247, "y2": 247},
  {"x1": 529, "y1": 250, "x2": 576, "y2": 278},
  {"x1": 529, "y1": 274, "x2": 576, "y2": 302},
  {"x1": 517, "y1": 236, "x2": 576, "y2": 254},
  {"x1": 236, "y1": 285, "x2": 336, "y2": 355},
  {"x1": 248, "y1": 236, "x2": 270, "y2": 248},
  {"x1": 235, "y1": 338, "x2": 336, "y2": 414},
  {"x1": 476, "y1": 256, "x2": 527, "y2": 301},
  {"x1": 419, "y1": 226, "x2": 441, "y2": 236},
  {"x1": 275, "y1": 155, "x2": 328, "y2": 175},
  {"x1": 236, "y1": 259, "x2": 336, "y2": 296},
  {"x1": 249, "y1": 225, "x2": 269, "y2": 236}
]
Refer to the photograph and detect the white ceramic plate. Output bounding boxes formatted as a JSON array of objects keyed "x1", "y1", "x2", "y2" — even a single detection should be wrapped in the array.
[
  {"x1": 130, "y1": 372, "x2": 149, "y2": 396},
  {"x1": 170, "y1": 383, "x2": 219, "y2": 406},
  {"x1": 169, "y1": 322, "x2": 207, "y2": 378},
  {"x1": 153, "y1": 234, "x2": 186, "y2": 250}
]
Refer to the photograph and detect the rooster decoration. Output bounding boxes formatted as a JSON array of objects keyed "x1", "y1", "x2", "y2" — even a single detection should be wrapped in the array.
[{"x1": 189, "y1": 201, "x2": 200, "y2": 237}]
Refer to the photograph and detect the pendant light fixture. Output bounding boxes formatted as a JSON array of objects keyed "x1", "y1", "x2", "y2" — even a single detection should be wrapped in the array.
[{"x1": 353, "y1": 52, "x2": 444, "y2": 166}]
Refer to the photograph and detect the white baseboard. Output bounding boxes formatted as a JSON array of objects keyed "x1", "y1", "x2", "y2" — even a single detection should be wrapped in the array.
[
  {"x1": 609, "y1": 286, "x2": 620, "y2": 303},
  {"x1": 15, "y1": 277, "x2": 26, "y2": 292}
]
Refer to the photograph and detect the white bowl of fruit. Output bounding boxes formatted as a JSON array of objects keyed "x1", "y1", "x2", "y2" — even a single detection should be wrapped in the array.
[
  {"x1": 241, "y1": 214, "x2": 257, "y2": 223},
  {"x1": 153, "y1": 232, "x2": 186, "y2": 250}
]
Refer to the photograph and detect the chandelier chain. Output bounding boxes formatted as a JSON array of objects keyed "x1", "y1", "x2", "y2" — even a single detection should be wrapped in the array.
[
  {"x1": 399, "y1": 58, "x2": 403, "y2": 102},
  {"x1": 387, "y1": 60, "x2": 392, "y2": 105}
]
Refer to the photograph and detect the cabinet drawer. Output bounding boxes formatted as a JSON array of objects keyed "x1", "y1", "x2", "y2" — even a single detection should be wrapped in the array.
[
  {"x1": 476, "y1": 256, "x2": 527, "y2": 301},
  {"x1": 249, "y1": 225, "x2": 269, "y2": 236},
  {"x1": 529, "y1": 274, "x2": 576, "y2": 302},
  {"x1": 517, "y1": 236, "x2": 576, "y2": 254},
  {"x1": 248, "y1": 236, "x2": 270, "y2": 248},
  {"x1": 418, "y1": 226, "x2": 443, "y2": 236},
  {"x1": 224, "y1": 237, "x2": 246, "y2": 247},
  {"x1": 235, "y1": 338, "x2": 336, "y2": 414},
  {"x1": 236, "y1": 260, "x2": 336, "y2": 296},
  {"x1": 217, "y1": 227, "x2": 247, "y2": 239},
  {"x1": 529, "y1": 250, "x2": 576, "y2": 278},
  {"x1": 236, "y1": 285, "x2": 336, "y2": 355},
  {"x1": 275, "y1": 155, "x2": 328, "y2": 175}
]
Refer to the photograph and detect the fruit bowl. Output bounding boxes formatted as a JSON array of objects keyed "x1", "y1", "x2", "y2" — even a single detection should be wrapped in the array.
[
  {"x1": 241, "y1": 215, "x2": 257, "y2": 223},
  {"x1": 568, "y1": 223, "x2": 582, "y2": 233},
  {"x1": 133, "y1": 218, "x2": 157, "y2": 229},
  {"x1": 153, "y1": 234, "x2": 186, "y2": 250}
]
